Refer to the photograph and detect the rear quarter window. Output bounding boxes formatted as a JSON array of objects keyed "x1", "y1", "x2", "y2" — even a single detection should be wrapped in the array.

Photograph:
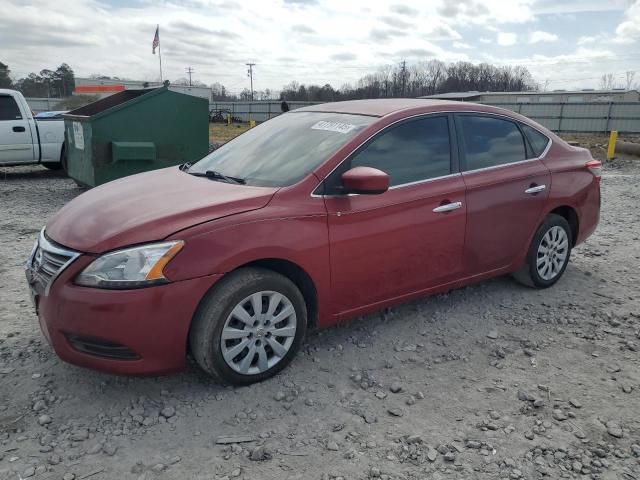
[{"x1": 520, "y1": 123, "x2": 550, "y2": 158}]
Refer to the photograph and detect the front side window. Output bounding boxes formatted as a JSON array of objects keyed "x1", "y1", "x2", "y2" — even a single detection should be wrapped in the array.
[
  {"x1": 349, "y1": 116, "x2": 451, "y2": 187},
  {"x1": 458, "y1": 115, "x2": 526, "y2": 171},
  {"x1": 0, "y1": 96, "x2": 22, "y2": 121}
]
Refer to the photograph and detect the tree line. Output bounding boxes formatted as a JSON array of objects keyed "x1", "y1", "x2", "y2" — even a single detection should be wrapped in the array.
[
  {"x1": 277, "y1": 60, "x2": 537, "y2": 102},
  {"x1": 0, "y1": 62, "x2": 76, "y2": 98},
  {"x1": 1, "y1": 59, "x2": 537, "y2": 102}
]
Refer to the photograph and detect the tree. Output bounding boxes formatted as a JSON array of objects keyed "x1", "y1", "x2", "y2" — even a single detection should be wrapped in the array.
[
  {"x1": 600, "y1": 73, "x2": 615, "y2": 90},
  {"x1": 625, "y1": 71, "x2": 635, "y2": 90},
  {"x1": 0, "y1": 61, "x2": 12, "y2": 88}
]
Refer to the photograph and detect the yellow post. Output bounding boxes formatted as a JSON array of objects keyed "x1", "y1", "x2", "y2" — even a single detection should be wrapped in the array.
[
  {"x1": 227, "y1": 114, "x2": 231, "y2": 125},
  {"x1": 607, "y1": 130, "x2": 618, "y2": 160},
  {"x1": 249, "y1": 119, "x2": 256, "y2": 128}
]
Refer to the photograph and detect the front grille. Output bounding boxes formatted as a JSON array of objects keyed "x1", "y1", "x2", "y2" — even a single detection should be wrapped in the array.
[
  {"x1": 65, "y1": 334, "x2": 140, "y2": 360},
  {"x1": 28, "y1": 229, "x2": 79, "y2": 293}
]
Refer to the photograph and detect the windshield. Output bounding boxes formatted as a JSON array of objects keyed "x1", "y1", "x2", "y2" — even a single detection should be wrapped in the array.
[{"x1": 188, "y1": 111, "x2": 375, "y2": 186}]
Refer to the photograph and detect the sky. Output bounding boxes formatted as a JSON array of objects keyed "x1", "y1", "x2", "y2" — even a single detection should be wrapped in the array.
[{"x1": 1, "y1": 0, "x2": 640, "y2": 95}]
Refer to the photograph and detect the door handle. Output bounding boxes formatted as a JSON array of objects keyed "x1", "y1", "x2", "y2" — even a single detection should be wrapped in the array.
[
  {"x1": 525, "y1": 184, "x2": 546, "y2": 194},
  {"x1": 13, "y1": 126, "x2": 26, "y2": 132},
  {"x1": 433, "y1": 201, "x2": 462, "y2": 213}
]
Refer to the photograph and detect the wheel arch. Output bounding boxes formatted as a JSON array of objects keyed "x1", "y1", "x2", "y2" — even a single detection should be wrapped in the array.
[
  {"x1": 548, "y1": 205, "x2": 579, "y2": 246},
  {"x1": 187, "y1": 257, "x2": 319, "y2": 350},
  {"x1": 237, "y1": 258, "x2": 319, "y2": 331}
]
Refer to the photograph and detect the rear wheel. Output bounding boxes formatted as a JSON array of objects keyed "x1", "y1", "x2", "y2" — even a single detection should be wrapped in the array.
[
  {"x1": 189, "y1": 267, "x2": 307, "y2": 385},
  {"x1": 513, "y1": 214, "x2": 572, "y2": 288}
]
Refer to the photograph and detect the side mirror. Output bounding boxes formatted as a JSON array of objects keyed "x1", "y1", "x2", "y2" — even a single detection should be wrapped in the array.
[{"x1": 341, "y1": 166, "x2": 390, "y2": 195}]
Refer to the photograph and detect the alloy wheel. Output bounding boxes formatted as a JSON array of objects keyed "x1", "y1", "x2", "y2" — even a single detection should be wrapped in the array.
[
  {"x1": 220, "y1": 291, "x2": 297, "y2": 375},
  {"x1": 536, "y1": 226, "x2": 569, "y2": 281}
]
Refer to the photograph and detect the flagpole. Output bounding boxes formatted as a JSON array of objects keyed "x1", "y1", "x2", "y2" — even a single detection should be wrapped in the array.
[{"x1": 158, "y1": 24, "x2": 163, "y2": 83}]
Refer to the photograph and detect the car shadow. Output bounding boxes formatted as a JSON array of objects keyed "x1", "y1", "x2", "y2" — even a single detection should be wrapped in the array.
[{"x1": 0, "y1": 165, "x2": 70, "y2": 181}]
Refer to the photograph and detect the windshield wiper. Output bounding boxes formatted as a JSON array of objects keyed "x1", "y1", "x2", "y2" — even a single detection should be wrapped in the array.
[
  {"x1": 188, "y1": 170, "x2": 246, "y2": 185},
  {"x1": 179, "y1": 162, "x2": 193, "y2": 171}
]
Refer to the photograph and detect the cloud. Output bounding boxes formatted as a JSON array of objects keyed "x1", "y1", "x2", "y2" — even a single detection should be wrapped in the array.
[
  {"x1": 614, "y1": 0, "x2": 640, "y2": 43},
  {"x1": 394, "y1": 48, "x2": 435, "y2": 59},
  {"x1": 283, "y1": 0, "x2": 318, "y2": 5},
  {"x1": 453, "y1": 41, "x2": 472, "y2": 49},
  {"x1": 369, "y1": 28, "x2": 408, "y2": 43},
  {"x1": 529, "y1": 30, "x2": 559, "y2": 44},
  {"x1": 437, "y1": 0, "x2": 490, "y2": 19},
  {"x1": 330, "y1": 52, "x2": 357, "y2": 61},
  {"x1": 379, "y1": 16, "x2": 413, "y2": 29},
  {"x1": 429, "y1": 24, "x2": 462, "y2": 40},
  {"x1": 291, "y1": 24, "x2": 315, "y2": 34},
  {"x1": 497, "y1": 32, "x2": 517, "y2": 46},
  {"x1": 389, "y1": 4, "x2": 418, "y2": 16},
  {"x1": 577, "y1": 35, "x2": 598, "y2": 45}
]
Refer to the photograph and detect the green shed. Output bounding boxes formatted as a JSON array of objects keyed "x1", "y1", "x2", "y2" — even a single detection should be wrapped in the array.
[{"x1": 63, "y1": 87, "x2": 208, "y2": 187}]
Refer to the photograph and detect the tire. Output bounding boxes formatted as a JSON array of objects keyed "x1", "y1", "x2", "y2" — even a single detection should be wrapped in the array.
[
  {"x1": 189, "y1": 267, "x2": 307, "y2": 385},
  {"x1": 513, "y1": 214, "x2": 572, "y2": 288},
  {"x1": 42, "y1": 162, "x2": 62, "y2": 171}
]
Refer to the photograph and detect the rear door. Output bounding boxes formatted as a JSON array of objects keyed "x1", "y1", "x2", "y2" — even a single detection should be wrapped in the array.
[
  {"x1": 0, "y1": 94, "x2": 35, "y2": 164},
  {"x1": 322, "y1": 114, "x2": 467, "y2": 316},
  {"x1": 455, "y1": 113, "x2": 551, "y2": 275}
]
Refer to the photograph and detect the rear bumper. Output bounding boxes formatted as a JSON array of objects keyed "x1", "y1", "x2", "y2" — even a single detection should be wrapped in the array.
[
  {"x1": 575, "y1": 182, "x2": 600, "y2": 245},
  {"x1": 29, "y1": 254, "x2": 221, "y2": 375}
]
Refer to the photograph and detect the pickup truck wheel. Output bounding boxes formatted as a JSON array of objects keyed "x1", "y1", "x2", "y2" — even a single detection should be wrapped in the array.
[
  {"x1": 513, "y1": 214, "x2": 572, "y2": 288},
  {"x1": 189, "y1": 267, "x2": 307, "y2": 385},
  {"x1": 42, "y1": 162, "x2": 63, "y2": 171}
]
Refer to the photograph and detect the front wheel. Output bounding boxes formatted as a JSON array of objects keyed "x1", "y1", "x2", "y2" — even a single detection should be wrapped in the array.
[
  {"x1": 513, "y1": 214, "x2": 572, "y2": 288},
  {"x1": 189, "y1": 267, "x2": 307, "y2": 385}
]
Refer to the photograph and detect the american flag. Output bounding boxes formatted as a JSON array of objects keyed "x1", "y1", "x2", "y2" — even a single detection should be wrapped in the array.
[{"x1": 152, "y1": 26, "x2": 160, "y2": 54}]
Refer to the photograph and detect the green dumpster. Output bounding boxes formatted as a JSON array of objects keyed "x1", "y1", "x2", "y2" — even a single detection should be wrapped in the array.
[{"x1": 63, "y1": 87, "x2": 208, "y2": 187}]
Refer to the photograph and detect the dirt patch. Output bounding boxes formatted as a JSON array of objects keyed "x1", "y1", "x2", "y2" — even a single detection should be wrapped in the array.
[{"x1": 1, "y1": 142, "x2": 639, "y2": 479}]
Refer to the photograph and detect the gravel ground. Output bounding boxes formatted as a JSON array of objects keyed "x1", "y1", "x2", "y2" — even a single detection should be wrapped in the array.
[{"x1": 1, "y1": 144, "x2": 639, "y2": 480}]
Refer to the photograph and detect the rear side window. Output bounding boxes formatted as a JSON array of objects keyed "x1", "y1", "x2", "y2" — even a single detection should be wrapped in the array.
[
  {"x1": 350, "y1": 116, "x2": 451, "y2": 187},
  {"x1": 0, "y1": 95, "x2": 22, "y2": 121},
  {"x1": 520, "y1": 123, "x2": 550, "y2": 157},
  {"x1": 458, "y1": 115, "x2": 526, "y2": 171}
]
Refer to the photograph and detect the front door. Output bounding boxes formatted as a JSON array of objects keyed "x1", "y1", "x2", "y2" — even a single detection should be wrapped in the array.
[
  {"x1": 0, "y1": 94, "x2": 35, "y2": 164},
  {"x1": 321, "y1": 115, "x2": 467, "y2": 316},
  {"x1": 455, "y1": 114, "x2": 551, "y2": 275}
]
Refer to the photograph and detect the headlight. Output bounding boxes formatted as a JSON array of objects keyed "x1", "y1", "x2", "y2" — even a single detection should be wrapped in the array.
[{"x1": 75, "y1": 241, "x2": 184, "y2": 289}]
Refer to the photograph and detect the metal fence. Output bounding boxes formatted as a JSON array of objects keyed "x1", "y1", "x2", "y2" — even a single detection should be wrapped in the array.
[
  {"x1": 28, "y1": 96, "x2": 640, "y2": 133},
  {"x1": 210, "y1": 100, "x2": 640, "y2": 133},
  {"x1": 25, "y1": 97, "x2": 62, "y2": 112},
  {"x1": 476, "y1": 102, "x2": 640, "y2": 134},
  {"x1": 209, "y1": 101, "x2": 318, "y2": 122}
]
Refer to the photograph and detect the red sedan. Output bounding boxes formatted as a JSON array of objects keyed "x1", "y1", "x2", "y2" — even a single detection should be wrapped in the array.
[{"x1": 26, "y1": 99, "x2": 601, "y2": 384}]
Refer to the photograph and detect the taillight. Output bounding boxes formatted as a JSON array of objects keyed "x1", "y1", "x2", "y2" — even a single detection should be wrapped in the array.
[{"x1": 586, "y1": 160, "x2": 602, "y2": 179}]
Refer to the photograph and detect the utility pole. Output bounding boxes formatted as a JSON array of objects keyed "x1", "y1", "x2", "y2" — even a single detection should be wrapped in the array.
[
  {"x1": 246, "y1": 63, "x2": 255, "y2": 101},
  {"x1": 186, "y1": 67, "x2": 194, "y2": 86},
  {"x1": 400, "y1": 60, "x2": 407, "y2": 97}
]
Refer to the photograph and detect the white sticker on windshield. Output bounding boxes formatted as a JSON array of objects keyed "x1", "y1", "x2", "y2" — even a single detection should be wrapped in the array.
[{"x1": 311, "y1": 121, "x2": 356, "y2": 134}]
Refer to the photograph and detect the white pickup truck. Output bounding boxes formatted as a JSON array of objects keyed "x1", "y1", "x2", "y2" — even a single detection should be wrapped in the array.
[{"x1": 0, "y1": 89, "x2": 66, "y2": 169}]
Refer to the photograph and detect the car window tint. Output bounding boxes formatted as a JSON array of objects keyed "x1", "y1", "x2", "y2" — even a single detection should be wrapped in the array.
[
  {"x1": 520, "y1": 123, "x2": 550, "y2": 157},
  {"x1": 459, "y1": 115, "x2": 526, "y2": 170},
  {"x1": 350, "y1": 116, "x2": 451, "y2": 187},
  {"x1": 0, "y1": 96, "x2": 22, "y2": 121}
]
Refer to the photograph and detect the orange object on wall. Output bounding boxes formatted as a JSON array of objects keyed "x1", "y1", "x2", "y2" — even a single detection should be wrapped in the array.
[{"x1": 75, "y1": 84, "x2": 126, "y2": 94}]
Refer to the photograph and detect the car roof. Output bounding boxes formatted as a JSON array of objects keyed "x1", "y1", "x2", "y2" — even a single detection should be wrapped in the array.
[{"x1": 296, "y1": 98, "x2": 520, "y2": 117}]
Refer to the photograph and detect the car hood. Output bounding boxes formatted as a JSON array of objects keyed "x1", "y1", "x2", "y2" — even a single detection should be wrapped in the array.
[{"x1": 46, "y1": 167, "x2": 277, "y2": 253}]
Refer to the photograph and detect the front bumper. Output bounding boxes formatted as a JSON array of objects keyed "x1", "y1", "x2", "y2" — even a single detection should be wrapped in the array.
[{"x1": 26, "y1": 234, "x2": 221, "y2": 376}]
